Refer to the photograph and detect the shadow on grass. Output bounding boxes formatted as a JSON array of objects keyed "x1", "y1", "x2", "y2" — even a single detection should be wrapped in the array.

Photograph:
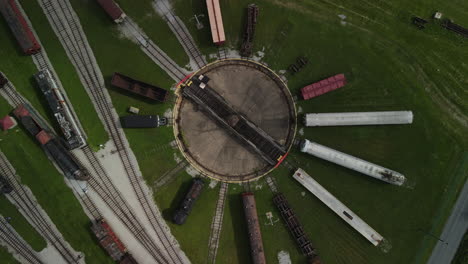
[
  {"x1": 227, "y1": 192, "x2": 253, "y2": 264},
  {"x1": 161, "y1": 177, "x2": 192, "y2": 223}
]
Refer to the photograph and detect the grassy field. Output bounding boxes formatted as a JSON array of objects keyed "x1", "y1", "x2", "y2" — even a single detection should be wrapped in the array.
[
  {"x1": 18, "y1": 0, "x2": 109, "y2": 148},
  {"x1": 115, "y1": 0, "x2": 190, "y2": 68},
  {"x1": 172, "y1": 0, "x2": 467, "y2": 263},
  {"x1": 0, "y1": 97, "x2": 113, "y2": 263},
  {"x1": 0, "y1": 245, "x2": 20, "y2": 264},
  {"x1": 154, "y1": 171, "x2": 219, "y2": 264},
  {"x1": 0, "y1": 0, "x2": 466, "y2": 263},
  {"x1": 0, "y1": 197, "x2": 46, "y2": 251}
]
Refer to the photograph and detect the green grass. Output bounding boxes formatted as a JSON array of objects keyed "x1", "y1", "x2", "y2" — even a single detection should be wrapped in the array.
[
  {"x1": 154, "y1": 172, "x2": 219, "y2": 263},
  {"x1": 69, "y1": 0, "x2": 183, "y2": 184},
  {"x1": 452, "y1": 230, "x2": 468, "y2": 264},
  {"x1": 172, "y1": 0, "x2": 468, "y2": 263},
  {"x1": 115, "y1": 0, "x2": 189, "y2": 67},
  {"x1": 0, "y1": 98, "x2": 113, "y2": 264},
  {"x1": 0, "y1": 246, "x2": 20, "y2": 264},
  {"x1": 0, "y1": 197, "x2": 47, "y2": 251},
  {"x1": 18, "y1": 0, "x2": 108, "y2": 148}
]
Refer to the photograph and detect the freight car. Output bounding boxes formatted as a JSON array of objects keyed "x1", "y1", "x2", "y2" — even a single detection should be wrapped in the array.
[
  {"x1": 240, "y1": 4, "x2": 259, "y2": 57},
  {"x1": 0, "y1": 0, "x2": 41, "y2": 55},
  {"x1": 173, "y1": 178, "x2": 204, "y2": 225},
  {"x1": 120, "y1": 115, "x2": 167, "y2": 128},
  {"x1": 111, "y1": 72, "x2": 169, "y2": 102},
  {"x1": 95, "y1": 0, "x2": 126, "y2": 23},
  {"x1": 91, "y1": 219, "x2": 138, "y2": 264},
  {"x1": 0, "y1": 72, "x2": 8, "y2": 88},
  {"x1": 273, "y1": 193, "x2": 321, "y2": 264},
  {"x1": 206, "y1": 0, "x2": 226, "y2": 45},
  {"x1": 13, "y1": 104, "x2": 89, "y2": 181},
  {"x1": 34, "y1": 70, "x2": 86, "y2": 150},
  {"x1": 301, "y1": 74, "x2": 346, "y2": 100},
  {"x1": 0, "y1": 175, "x2": 13, "y2": 194},
  {"x1": 241, "y1": 192, "x2": 266, "y2": 264}
]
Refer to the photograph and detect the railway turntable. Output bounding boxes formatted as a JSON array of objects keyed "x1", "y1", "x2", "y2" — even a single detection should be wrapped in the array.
[{"x1": 174, "y1": 59, "x2": 297, "y2": 182}]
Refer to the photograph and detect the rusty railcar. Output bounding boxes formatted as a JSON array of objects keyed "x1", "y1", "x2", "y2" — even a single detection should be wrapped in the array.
[
  {"x1": 173, "y1": 178, "x2": 204, "y2": 225},
  {"x1": 301, "y1": 74, "x2": 346, "y2": 100},
  {"x1": 91, "y1": 219, "x2": 138, "y2": 263},
  {"x1": 273, "y1": 193, "x2": 321, "y2": 264},
  {"x1": 111, "y1": 72, "x2": 168, "y2": 102},
  {"x1": 240, "y1": 4, "x2": 259, "y2": 57},
  {"x1": 13, "y1": 104, "x2": 89, "y2": 181},
  {"x1": 95, "y1": 0, "x2": 126, "y2": 23},
  {"x1": 242, "y1": 192, "x2": 266, "y2": 264},
  {"x1": 0, "y1": 0, "x2": 41, "y2": 55}
]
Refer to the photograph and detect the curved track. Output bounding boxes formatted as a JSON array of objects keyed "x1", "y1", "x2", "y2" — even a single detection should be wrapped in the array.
[
  {"x1": 38, "y1": 0, "x2": 188, "y2": 262},
  {"x1": 0, "y1": 216, "x2": 43, "y2": 264},
  {"x1": 0, "y1": 152, "x2": 79, "y2": 264},
  {"x1": 120, "y1": 17, "x2": 187, "y2": 81}
]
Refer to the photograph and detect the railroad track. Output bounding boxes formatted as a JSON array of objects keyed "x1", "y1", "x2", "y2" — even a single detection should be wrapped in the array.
[
  {"x1": 217, "y1": 46, "x2": 228, "y2": 60},
  {"x1": 39, "y1": 1, "x2": 188, "y2": 263},
  {"x1": 0, "y1": 216, "x2": 43, "y2": 264},
  {"x1": 0, "y1": 152, "x2": 80, "y2": 264},
  {"x1": 70, "y1": 147, "x2": 168, "y2": 263},
  {"x1": 121, "y1": 17, "x2": 187, "y2": 82},
  {"x1": 265, "y1": 176, "x2": 279, "y2": 193},
  {"x1": 154, "y1": 0, "x2": 206, "y2": 69},
  {"x1": 206, "y1": 182, "x2": 228, "y2": 264},
  {"x1": 152, "y1": 160, "x2": 189, "y2": 192}
]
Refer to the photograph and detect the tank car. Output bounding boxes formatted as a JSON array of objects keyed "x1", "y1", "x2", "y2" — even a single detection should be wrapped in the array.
[
  {"x1": 241, "y1": 192, "x2": 266, "y2": 264},
  {"x1": 173, "y1": 178, "x2": 204, "y2": 225}
]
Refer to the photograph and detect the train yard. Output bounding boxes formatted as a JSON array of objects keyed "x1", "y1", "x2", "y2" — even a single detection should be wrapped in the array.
[{"x1": 0, "y1": 0, "x2": 466, "y2": 264}]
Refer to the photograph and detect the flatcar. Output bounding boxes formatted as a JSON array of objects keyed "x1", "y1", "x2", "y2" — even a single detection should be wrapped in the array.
[
  {"x1": 95, "y1": 0, "x2": 126, "y2": 23},
  {"x1": 206, "y1": 0, "x2": 226, "y2": 45},
  {"x1": 111, "y1": 72, "x2": 168, "y2": 102},
  {"x1": 34, "y1": 70, "x2": 86, "y2": 150},
  {"x1": 13, "y1": 104, "x2": 89, "y2": 181},
  {"x1": 0, "y1": 0, "x2": 41, "y2": 55},
  {"x1": 173, "y1": 178, "x2": 204, "y2": 225},
  {"x1": 241, "y1": 192, "x2": 266, "y2": 264},
  {"x1": 273, "y1": 193, "x2": 321, "y2": 263},
  {"x1": 0, "y1": 175, "x2": 13, "y2": 194},
  {"x1": 240, "y1": 4, "x2": 259, "y2": 57}
]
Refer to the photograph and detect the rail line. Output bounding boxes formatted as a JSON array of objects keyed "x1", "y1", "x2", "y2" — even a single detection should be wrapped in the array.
[
  {"x1": 217, "y1": 46, "x2": 228, "y2": 60},
  {"x1": 39, "y1": 1, "x2": 187, "y2": 263},
  {"x1": 0, "y1": 152, "x2": 79, "y2": 264},
  {"x1": 206, "y1": 182, "x2": 228, "y2": 264},
  {"x1": 121, "y1": 17, "x2": 187, "y2": 82},
  {"x1": 78, "y1": 147, "x2": 169, "y2": 263},
  {"x1": 154, "y1": 0, "x2": 206, "y2": 69},
  {"x1": 0, "y1": 216, "x2": 43, "y2": 264},
  {"x1": 152, "y1": 160, "x2": 189, "y2": 192}
]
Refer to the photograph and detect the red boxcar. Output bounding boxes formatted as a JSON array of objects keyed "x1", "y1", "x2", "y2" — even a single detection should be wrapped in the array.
[
  {"x1": 206, "y1": 0, "x2": 226, "y2": 45},
  {"x1": 301, "y1": 74, "x2": 346, "y2": 100},
  {"x1": 0, "y1": 0, "x2": 41, "y2": 55},
  {"x1": 95, "y1": 0, "x2": 126, "y2": 23}
]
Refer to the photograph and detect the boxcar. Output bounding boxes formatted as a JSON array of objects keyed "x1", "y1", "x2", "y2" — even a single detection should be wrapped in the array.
[
  {"x1": 242, "y1": 192, "x2": 266, "y2": 264},
  {"x1": 0, "y1": 0, "x2": 41, "y2": 55}
]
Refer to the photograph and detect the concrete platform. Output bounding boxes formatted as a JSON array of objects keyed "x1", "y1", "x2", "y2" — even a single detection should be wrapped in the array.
[{"x1": 173, "y1": 59, "x2": 296, "y2": 182}]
